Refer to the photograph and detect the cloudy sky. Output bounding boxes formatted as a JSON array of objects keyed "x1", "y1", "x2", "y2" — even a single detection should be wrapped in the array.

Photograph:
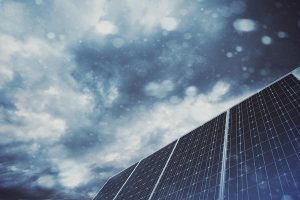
[{"x1": 0, "y1": 0, "x2": 299, "y2": 199}]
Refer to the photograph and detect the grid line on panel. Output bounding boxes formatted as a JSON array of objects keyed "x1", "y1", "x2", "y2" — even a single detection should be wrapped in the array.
[
  {"x1": 258, "y1": 81, "x2": 297, "y2": 196},
  {"x1": 225, "y1": 74, "x2": 300, "y2": 200},
  {"x1": 249, "y1": 93, "x2": 273, "y2": 199},
  {"x1": 151, "y1": 113, "x2": 226, "y2": 200},
  {"x1": 239, "y1": 105, "x2": 250, "y2": 200},
  {"x1": 113, "y1": 161, "x2": 140, "y2": 200},
  {"x1": 200, "y1": 119, "x2": 220, "y2": 200},
  {"x1": 262, "y1": 77, "x2": 295, "y2": 196},
  {"x1": 115, "y1": 141, "x2": 176, "y2": 200},
  {"x1": 148, "y1": 139, "x2": 180, "y2": 200},
  {"x1": 93, "y1": 163, "x2": 138, "y2": 200},
  {"x1": 266, "y1": 80, "x2": 300, "y2": 197},
  {"x1": 218, "y1": 110, "x2": 230, "y2": 200},
  {"x1": 193, "y1": 115, "x2": 223, "y2": 200},
  {"x1": 93, "y1": 178, "x2": 110, "y2": 200},
  {"x1": 244, "y1": 98, "x2": 263, "y2": 200}
]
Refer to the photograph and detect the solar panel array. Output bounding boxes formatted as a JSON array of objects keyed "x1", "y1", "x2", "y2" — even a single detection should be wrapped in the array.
[
  {"x1": 94, "y1": 72, "x2": 300, "y2": 200},
  {"x1": 225, "y1": 74, "x2": 300, "y2": 200},
  {"x1": 115, "y1": 141, "x2": 176, "y2": 200},
  {"x1": 151, "y1": 113, "x2": 226, "y2": 200},
  {"x1": 94, "y1": 163, "x2": 137, "y2": 200}
]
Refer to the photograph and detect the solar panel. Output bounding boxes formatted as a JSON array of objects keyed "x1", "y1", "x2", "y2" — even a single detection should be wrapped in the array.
[
  {"x1": 114, "y1": 141, "x2": 176, "y2": 200},
  {"x1": 93, "y1": 70, "x2": 300, "y2": 200},
  {"x1": 150, "y1": 113, "x2": 226, "y2": 200},
  {"x1": 93, "y1": 163, "x2": 138, "y2": 200},
  {"x1": 224, "y1": 74, "x2": 300, "y2": 200}
]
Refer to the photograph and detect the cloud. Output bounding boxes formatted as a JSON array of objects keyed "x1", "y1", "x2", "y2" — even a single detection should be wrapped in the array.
[
  {"x1": 5, "y1": 110, "x2": 66, "y2": 141},
  {"x1": 261, "y1": 35, "x2": 273, "y2": 45},
  {"x1": 160, "y1": 17, "x2": 179, "y2": 31},
  {"x1": 95, "y1": 20, "x2": 118, "y2": 35},
  {"x1": 0, "y1": 1, "x2": 30, "y2": 35},
  {"x1": 1, "y1": 0, "x2": 298, "y2": 199},
  {"x1": 144, "y1": 80, "x2": 175, "y2": 98},
  {"x1": 0, "y1": 65, "x2": 14, "y2": 87},
  {"x1": 233, "y1": 18, "x2": 257, "y2": 32},
  {"x1": 37, "y1": 175, "x2": 56, "y2": 189},
  {"x1": 92, "y1": 81, "x2": 250, "y2": 168},
  {"x1": 208, "y1": 81, "x2": 230, "y2": 102},
  {"x1": 57, "y1": 160, "x2": 91, "y2": 189},
  {"x1": 0, "y1": 34, "x2": 22, "y2": 62},
  {"x1": 96, "y1": 80, "x2": 120, "y2": 108},
  {"x1": 121, "y1": 0, "x2": 181, "y2": 33}
]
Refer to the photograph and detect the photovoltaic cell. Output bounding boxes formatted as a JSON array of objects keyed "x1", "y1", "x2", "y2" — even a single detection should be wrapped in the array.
[
  {"x1": 114, "y1": 141, "x2": 176, "y2": 200},
  {"x1": 93, "y1": 70, "x2": 300, "y2": 200},
  {"x1": 225, "y1": 74, "x2": 300, "y2": 200},
  {"x1": 151, "y1": 113, "x2": 226, "y2": 200},
  {"x1": 94, "y1": 163, "x2": 138, "y2": 200}
]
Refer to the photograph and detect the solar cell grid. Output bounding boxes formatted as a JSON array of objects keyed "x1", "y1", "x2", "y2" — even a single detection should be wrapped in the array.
[
  {"x1": 94, "y1": 72, "x2": 300, "y2": 200},
  {"x1": 151, "y1": 113, "x2": 226, "y2": 200},
  {"x1": 224, "y1": 74, "x2": 300, "y2": 200},
  {"x1": 93, "y1": 163, "x2": 138, "y2": 200},
  {"x1": 114, "y1": 141, "x2": 176, "y2": 200}
]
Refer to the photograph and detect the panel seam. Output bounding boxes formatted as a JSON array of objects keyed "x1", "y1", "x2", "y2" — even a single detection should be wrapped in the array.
[
  {"x1": 92, "y1": 177, "x2": 111, "y2": 200},
  {"x1": 218, "y1": 110, "x2": 230, "y2": 200},
  {"x1": 148, "y1": 139, "x2": 180, "y2": 200},
  {"x1": 112, "y1": 161, "x2": 140, "y2": 200}
]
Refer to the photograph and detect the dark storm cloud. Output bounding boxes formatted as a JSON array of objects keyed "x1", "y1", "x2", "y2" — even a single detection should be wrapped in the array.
[
  {"x1": 0, "y1": 186, "x2": 56, "y2": 200},
  {"x1": 71, "y1": 0, "x2": 300, "y2": 111},
  {"x1": 62, "y1": 126, "x2": 114, "y2": 155},
  {"x1": 0, "y1": 0, "x2": 300, "y2": 199},
  {"x1": 72, "y1": 35, "x2": 217, "y2": 109}
]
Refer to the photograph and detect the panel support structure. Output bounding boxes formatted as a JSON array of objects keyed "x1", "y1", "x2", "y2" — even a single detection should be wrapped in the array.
[
  {"x1": 112, "y1": 161, "x2": 140, "y2": 200},
  {"x1": 148, "y1": 139, "x2": 180, "y2": 200},
  {"x1": 218, "y1": 110, "x2": 230, "y2": 200}
]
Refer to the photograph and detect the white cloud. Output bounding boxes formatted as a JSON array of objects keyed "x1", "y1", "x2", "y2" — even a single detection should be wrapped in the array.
[
  {"x1": 37, "y1": 175, "x2": 56, "y2": 188},
  {"x1": 160, "y1": 17, "x2": 178, "y2": 31},
  {"x1": 235, "y1": 46, "x2": 243, "y2": 52},
  {"x1": 1, "y1": 109, "x2": 66, "y2": 142},
  {"x1": 88, "y1": 81, "x2": 250, "y2": 169},
  {"x1": 144, "y1": 80, "x2": 174, "y2": 98},
  {"x1": 47, "y1": 32, "x2": 56, "y2": 40},
  {"x1": 169, "y1": 96, "x2": 181, "y2": 104},
  {"x1": 0, "y1": 1, "x2": 30, "y2": 35},
  {"x1": 0, "y1": 33, "x2": 63, "y2": 63},
  {"x1": 0, "y1": 65, "x2": 14, "y2": 87},
  {"x1": 103, "y1": 0, "x2": 182, "y2": 34},
  {"x1": 57, "y1": 160, "x2": 91, "y2": 188},
  {"x1": 233, "y1": 18, "x2": 257, "y2": 32},
  {"x1": 261, "y1": 35, "x2": 273, "y2": 45},
  {"x1": 0, "y1": 32, "x2": 95, "y2": 144},
  {"x1": 95, "y1": 20, "x2": 118, "y2": 35},
  {"x1": 97, "y1": 81, "x2": 119, "y2": 107},
  {"x1": 0, "y1": 34, "x2": 22, "y2": 62},
  {"x1": 208, "y1": 81, "x2": 230, "y2": 101},
  {"x1": 185, "y1": 86, "x2": 197, "y2": 97},
  {"x1": 50, "y1": 0, "x2": 106, "y2": 40}
]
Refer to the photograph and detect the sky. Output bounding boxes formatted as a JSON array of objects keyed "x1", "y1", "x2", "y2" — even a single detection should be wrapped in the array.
[{"x1": 0, "y1": 0, "x2": 299, "y2": 199}]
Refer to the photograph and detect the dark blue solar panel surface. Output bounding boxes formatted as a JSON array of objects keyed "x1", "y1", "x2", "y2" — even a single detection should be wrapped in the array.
[
  {"x1": 114, "y1": 141, "x2": 176, "y2": 200},
  {"x1": 225, "y1": 74, "x2": 300, "y2": 200},
  {"x1": 151, "y1": 113, "x2": 226, "y2": 200},
  {"x1": 94, "y1": 72, "x2": 300, "y2": 200},
  {"x1": 94, "y1": 163, "x2": 137, "y2": 200}
]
